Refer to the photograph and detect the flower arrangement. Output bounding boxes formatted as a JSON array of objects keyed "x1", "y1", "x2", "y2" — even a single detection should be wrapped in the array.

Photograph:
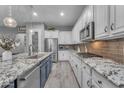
[{"x1": 0, "y1": 36, "x2": 20, "y2": 50}]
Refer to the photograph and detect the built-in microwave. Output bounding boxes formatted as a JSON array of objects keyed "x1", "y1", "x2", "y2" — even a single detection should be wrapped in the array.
[{"x1": 80, "y1": 21, "x2": 94, "y2": 41}]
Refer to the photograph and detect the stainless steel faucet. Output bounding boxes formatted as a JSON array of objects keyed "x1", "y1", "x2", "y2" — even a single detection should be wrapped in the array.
[
  {"x1": 28, "y1": 44, "x2": 36, "y2": 56},
  {"x1": 28, "y1": 44, "x2": 33, "y2": 56}
]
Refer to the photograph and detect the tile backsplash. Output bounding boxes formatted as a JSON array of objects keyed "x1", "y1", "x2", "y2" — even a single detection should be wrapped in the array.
[{"x1": 80, "y1": 38, "x2": 124, "y2": 64}]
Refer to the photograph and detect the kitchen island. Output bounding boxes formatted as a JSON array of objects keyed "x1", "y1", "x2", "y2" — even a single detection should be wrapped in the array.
[{"x1": 0, "y1": 52, "x2": 53, "y2": 88}]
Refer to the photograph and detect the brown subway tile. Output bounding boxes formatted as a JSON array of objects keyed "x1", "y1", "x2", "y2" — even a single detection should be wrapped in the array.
[{"x1": 80, "y1": 38, "x2": 124, "y2": 64}]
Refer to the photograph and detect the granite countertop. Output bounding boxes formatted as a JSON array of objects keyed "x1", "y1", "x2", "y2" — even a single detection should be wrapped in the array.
[
  {"x1": 0, "y1": 52, "x2": 52, "y2": 88},
  {"x1": 83, "y1": 57, "x2": 124, "y2": 87},
  {"x1": 70, "y1": 50, "x2": 124, "y2": 87}
]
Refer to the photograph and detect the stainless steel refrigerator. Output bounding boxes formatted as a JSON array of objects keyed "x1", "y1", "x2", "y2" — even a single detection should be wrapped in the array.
[{"x1": 45, "y1": 38, "x2": 58, "y2": 63}]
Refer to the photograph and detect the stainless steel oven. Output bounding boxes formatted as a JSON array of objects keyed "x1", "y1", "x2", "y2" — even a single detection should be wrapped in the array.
[{"x1": 80, "y1": 21, "x2": 94, "y2": 41}]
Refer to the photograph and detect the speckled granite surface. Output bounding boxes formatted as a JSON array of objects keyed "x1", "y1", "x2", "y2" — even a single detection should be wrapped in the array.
[
  {"x1": 71, "y1": 50, "x2": 124, "y2": 87},
  {"x1": 83, "y1": 57, "x2": 124, "y2": 87},
  {"x1": 0, "y1": 52, "x2": 52, "y2": 88}
]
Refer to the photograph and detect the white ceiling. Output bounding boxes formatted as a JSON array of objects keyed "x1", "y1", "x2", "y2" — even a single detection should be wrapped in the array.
[{"x1": 0, "y1": 5, "x2": 86, "y2": 28}]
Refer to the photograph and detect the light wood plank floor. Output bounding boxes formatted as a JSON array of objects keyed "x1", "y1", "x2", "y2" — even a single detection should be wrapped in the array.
[{"x1": 44, "y1": 62, "x2": 79, "y2": 88}]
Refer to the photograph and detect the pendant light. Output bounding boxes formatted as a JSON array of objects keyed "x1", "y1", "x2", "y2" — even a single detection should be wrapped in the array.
[{"x1": 3, "y1": 5, "x2": 17, "y2": 28}]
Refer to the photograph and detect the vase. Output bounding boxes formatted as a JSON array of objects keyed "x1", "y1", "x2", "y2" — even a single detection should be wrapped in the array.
[{"x1": 2, "y1": 50, "x2": 12, "y2": 62}]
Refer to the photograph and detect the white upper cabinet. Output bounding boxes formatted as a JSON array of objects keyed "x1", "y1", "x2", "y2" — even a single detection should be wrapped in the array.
[
  {"x1": 72, "y1": 5, "x2": 93, "y2": 43},
  {"x1": 58, "y1": 31, "x2": 72, "y2": 44},
  {"x1": 94, "y1": 5, "x2": 124, "y2": 40},
  {"x1": 115, "y1": 6, "x2": 124, "y2": 29},
  {"x1": 109, "y1": 5, "x2": 124, "y2": 38},
  {"x1": 45, "y1": 30, "x2": 72, "y2": 44},
  {"x1": 45, "y1": 30, "x2": 59, "y2": 38},
  {"x1": 94, "y1": 5, "x2": 110, "y2": 40}
]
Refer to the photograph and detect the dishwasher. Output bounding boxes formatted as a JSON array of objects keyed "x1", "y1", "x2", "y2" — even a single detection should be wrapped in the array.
[{"x1": 17, "y1": 65, "x2": 40, "y2": 88}]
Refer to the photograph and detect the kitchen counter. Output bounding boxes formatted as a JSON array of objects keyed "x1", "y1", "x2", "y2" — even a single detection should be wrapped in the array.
[
  {"x1": 70, "y1": 50, "x2": 124, "y2": 87},
  {"x1": 83, "y1": 57, "x2": 124, "y2": 87},
  {"x1": 0, "y1": 52, "x2": 52, "y2": 88}
]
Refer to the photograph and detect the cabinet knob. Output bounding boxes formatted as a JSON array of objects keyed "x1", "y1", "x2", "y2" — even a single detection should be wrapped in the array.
[
  {"x1": 111, "y1": 23, "x2": 115, "y2": 30},
  {"x1": 98, "y1": 80, "x2": 102, "y2": 84},
  {"x1": 76, "y1": 64, "x2": 78, "y2": 68},
  {"x1": 104, "y1": 26, "x2": 108, "y2": 32}
]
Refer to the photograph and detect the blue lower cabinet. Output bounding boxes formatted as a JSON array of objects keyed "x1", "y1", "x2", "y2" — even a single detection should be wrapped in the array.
[
  {"x1": 46, "y1": 57, "x2": 51, "y2": 77},
  {"x1": 5, "y1": 79, "x2": 17, "y2": 88},
  {"x1": 5, "y1": 82, "x2": 15, "y2": 88},
  {"x1": 40, "y1": 63, "x2": 47, "y2": 88},
  {"x1": 49, "y1": 56, "x2": 52, "y2": 73},
  {"x1": 49, "y1": 56, "x2": 52, "y2": 74},
  {"x1": 40, "y1": 55, "x2": 52, "y2": 88}
]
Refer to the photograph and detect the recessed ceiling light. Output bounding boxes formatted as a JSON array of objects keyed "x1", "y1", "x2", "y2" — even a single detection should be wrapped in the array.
[
  {"x1": 33, "y1": 12, "x2": 38, "y2": 16},
  {"x1": 60, "y1": 12, "x2": 64, "y2": 16}
]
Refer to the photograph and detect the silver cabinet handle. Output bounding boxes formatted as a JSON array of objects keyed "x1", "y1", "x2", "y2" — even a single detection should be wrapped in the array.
[
  {"x1": 98, "y1": 80, "x2": 102, "y2": 85},
  {"x1": 104, "y1": 26, "x2": 108, "y2": 32},
  {"x1": 75, "y1": 64, "x2": 78, "y2": 68},
  {"x1": 83, "y1": 66, "x2": 86, "y2": 69},
  {"x1": 111, "y1": 23, "x2": 115, "y2": 30}
]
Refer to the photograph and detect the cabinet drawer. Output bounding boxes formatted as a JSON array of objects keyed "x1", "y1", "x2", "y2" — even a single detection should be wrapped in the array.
[
  {"x1": 77, "y1": 65, "x2": 82, "y2": 86},
  {"x1": 82, "y1": 62, "x2": 91, "y2": 75},
  {"x1": 82, "y1": 70, "x2": 92, "y2": 88},
  {"x1": 92, "y1": 69, "x2": 117, "y2": 88}
]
